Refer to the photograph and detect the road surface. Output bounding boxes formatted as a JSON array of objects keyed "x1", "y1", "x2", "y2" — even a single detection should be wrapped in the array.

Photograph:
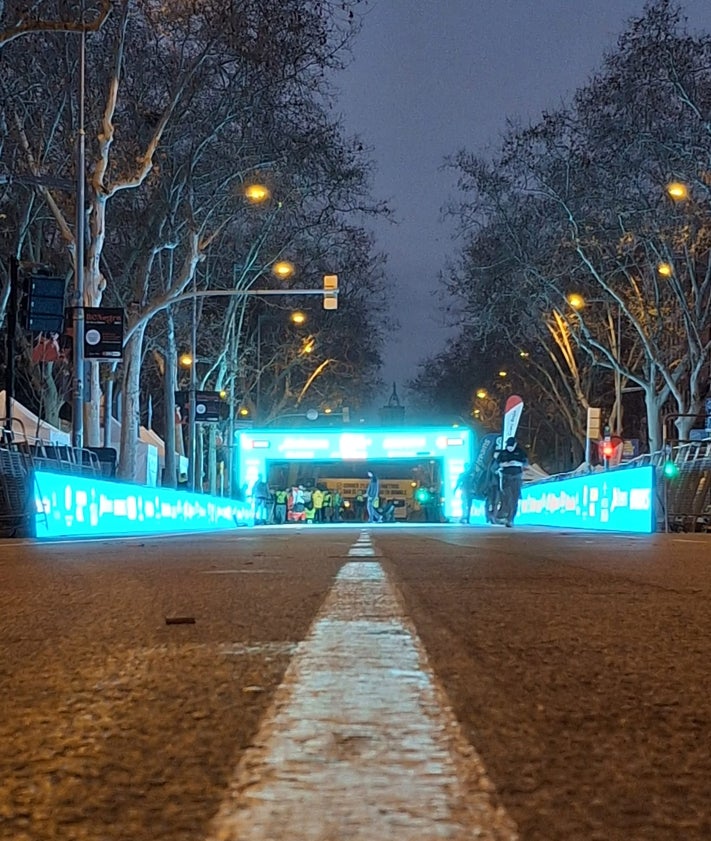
[{"x1": 1, "y1": 524, "x2": 709, "y2": 840}]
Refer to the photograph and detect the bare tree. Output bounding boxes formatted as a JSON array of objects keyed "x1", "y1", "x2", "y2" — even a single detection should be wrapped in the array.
[
  {"x1": 437, "y1": 1, "x2": 711, "y2": 454},
  {"x1": 0, "y1": 0, "x2": 111, "y2": 48},
  {"x1": 2, "y1": 0, "x2": 389, "y2": 483}
]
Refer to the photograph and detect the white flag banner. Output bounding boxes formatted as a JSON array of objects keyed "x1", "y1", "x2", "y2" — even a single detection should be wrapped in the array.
[{"x1": 502, "y1": 395, "x2": 524, "y2": 443}]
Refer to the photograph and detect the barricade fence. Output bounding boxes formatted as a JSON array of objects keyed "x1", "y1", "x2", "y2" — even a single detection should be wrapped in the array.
[
  {"x1": 520, "y1": 441, "x2": 711, "y2": 533},
  {"x1": 0, "y1": 416, "x2": 107, "y2": 537}
]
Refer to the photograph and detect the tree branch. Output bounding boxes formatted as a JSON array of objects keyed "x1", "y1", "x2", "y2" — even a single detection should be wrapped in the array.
[{"x1": 0, "y1": 0, "x2": 112, "y2": 47}]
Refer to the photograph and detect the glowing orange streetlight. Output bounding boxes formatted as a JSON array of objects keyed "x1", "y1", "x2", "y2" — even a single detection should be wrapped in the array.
[
  {"x1": 290, "y1": 311, "x2": 306, "y2": 325},
  {"x1": 498, "y1": 370, "x2": 507, "y2": 378},
  {"x1": 567, "y1": 292, "x2": 586, "y2": 310},
  {"x1": 476, "y1": 388, "x2": 488, "y2": 399},
  {"x1": 273, "y1": 260, "x2": 295, "y2": 280},
  {"x1": 179, "y1": 353, "x2": 193, "y2": 367},
  {"x1": 657, "y1": 262, "x2": 673, "y2": 277},
  {"x1": 666, "y1": 181, "x2": 689, "y2": 202},
  {"x1": 244, "y1": 183, "x2": 270, "y2": 204}
]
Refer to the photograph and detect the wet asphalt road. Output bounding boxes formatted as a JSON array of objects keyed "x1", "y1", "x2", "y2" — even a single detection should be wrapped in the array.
[{"x1": 0, "y1": 524, "x2": 709, "y2": 841}]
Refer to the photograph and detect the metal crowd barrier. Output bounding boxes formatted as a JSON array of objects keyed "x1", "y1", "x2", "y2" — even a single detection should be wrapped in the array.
[
  {"x1": 662, "y1": 441, "x2": 711, "y2": 533},
  {"x1": 0, "y1": 416, "x2": 107, "y2": 537}
]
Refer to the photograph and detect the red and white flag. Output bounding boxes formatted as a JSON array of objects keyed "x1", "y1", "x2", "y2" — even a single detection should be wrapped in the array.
[{"x1": 502, "y1": 394, "x2": 524, "y2": 443}]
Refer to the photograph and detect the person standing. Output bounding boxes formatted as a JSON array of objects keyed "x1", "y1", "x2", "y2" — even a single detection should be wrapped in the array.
[
  {"x1": 331, "y1": 489, "x2": 342, "y2": 522},
  {"x1": 290, "y1": 485, "x2": 306, "y2": 523},
  {"x1": 312, "y1": 486, "x2": 324, "y2": 523},
  {"x1": 354, "y1": 489, "x2": 366, "y2": 521},
  {"x1": 274, "y1": 487, "x2": 288, "y2": 525},
  {"x1": 494, "y1": 436, "x2": 528, "y2": 527},
  {"x1": 251, "y1": 475, "x2": 270, "y2": 525},
  {"x1": 484, "y1": 457, "x2": 501, "y2": 524},
  {"x1": 365, "y1": 471, "x2": 382, "y2": 523},
  {"x1": 455, "y1": 463, "x2": 475, "y2": 524},
  {"x1": 322, "y1": 488, "x2": 333, "y2": 523}
]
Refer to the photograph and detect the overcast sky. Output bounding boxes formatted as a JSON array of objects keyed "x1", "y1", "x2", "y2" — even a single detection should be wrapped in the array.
[{"x1": 333, "y1": 0, "x2": 711, "y2": 403}]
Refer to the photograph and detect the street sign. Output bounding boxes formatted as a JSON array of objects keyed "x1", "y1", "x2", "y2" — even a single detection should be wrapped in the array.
[
  {"x1": 175, "y1": 391, "x2": 227, "y2": 423},
  {"x1": 22, "y1": 275, "x2": 66, "y2": 333},
  {"x1": 84, "y1": 308, "x2": 124, "y2": 359}
]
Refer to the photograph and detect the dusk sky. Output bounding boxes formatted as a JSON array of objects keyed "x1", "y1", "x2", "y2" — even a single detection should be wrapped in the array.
[{"x1": 333, "y1": 0, "x2": 711, "y2": 402}]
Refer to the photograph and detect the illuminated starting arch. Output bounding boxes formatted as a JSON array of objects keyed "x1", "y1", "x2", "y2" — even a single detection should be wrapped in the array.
[{"x1": 237, "y1": 426, "x2": 474, "y2": 521}]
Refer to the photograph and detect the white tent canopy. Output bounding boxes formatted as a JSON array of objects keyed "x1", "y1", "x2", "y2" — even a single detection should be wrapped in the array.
[{"x1": 0, "y1": 392, "x2": 70, "y2": 444}]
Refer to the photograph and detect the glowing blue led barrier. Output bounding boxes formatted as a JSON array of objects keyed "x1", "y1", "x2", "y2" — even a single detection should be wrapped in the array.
[
  {"x1": 34, "y1": 470, "x2": 251, "y2": 539},
  {"x1": 476, "y1": 465, "x2": 655, "y2": 533}
]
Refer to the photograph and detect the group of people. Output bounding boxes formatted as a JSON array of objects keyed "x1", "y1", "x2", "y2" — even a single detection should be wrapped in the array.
[
  {"x1": 250, "y1": 443, "x2": 529, "y2": 529},
  {"x1": 249, "y1": 471, "x2": 398, "y2": 525},
  {"x1": 251, "y1": 477, "x2": 345, "y2": 525},
  {"x1": 456, "y1": 435, "x2": 529, "y2": 528}
]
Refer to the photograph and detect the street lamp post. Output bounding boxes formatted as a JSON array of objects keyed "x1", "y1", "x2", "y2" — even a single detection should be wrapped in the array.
[
  {"x1": 187, "y1": 274, "x2": 198, "y2": 491},
  {"x1": 71, "y1": 21, "x2": 86, "y2": 448}
]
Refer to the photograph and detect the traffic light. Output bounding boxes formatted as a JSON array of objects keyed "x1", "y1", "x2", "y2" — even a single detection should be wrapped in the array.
[
  {"x1": 601, "y1": 439, "x2": 615, "y2": 459},
  {"x1": 323, "y1": 273, "x2": 338, "y2": 310},
  {"x1": 415, "y1": 487, "x2": 431, "y2": 504},
  {"x1": 663, "y1": 460, "x2": 679, "y2": 480},
  {"x1": 20, "y1": 273, "x2": 66, "y2": 333}
]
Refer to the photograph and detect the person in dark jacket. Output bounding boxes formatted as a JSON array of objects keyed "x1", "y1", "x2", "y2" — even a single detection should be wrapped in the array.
[
  {"x1": 455, "y1": 463, "x2": 476, "y2": 524},
  {"x1": 366, "y1": 471, "x2": 382, "y2": 523},
  {"x1": 251, "y1": 475, "x2": 271, "y2": 525},
  {"x1": 484, "y1": 438, "x2": 503, "y2": 524},
  {"x1": 494, "y1": 436, "x2": 528, "y2": 527}
]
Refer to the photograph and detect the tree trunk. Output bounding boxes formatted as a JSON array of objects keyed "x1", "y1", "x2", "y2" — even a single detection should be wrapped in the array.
[
  {"x1": 117, "y1": 324, "x2": 145, "y2": 481},
  {"x1": 162, "y1": 312, "x2": 178, "y2": 488},
  {"x1": 208, "y1": 425, "x2": 217, "y2": 495},
  {"x1": 39, "y1": 363, "x2": 62, "y2": 429},
  {"x1": 644, "y1": 386, "x2": 664, "y2": 453}
]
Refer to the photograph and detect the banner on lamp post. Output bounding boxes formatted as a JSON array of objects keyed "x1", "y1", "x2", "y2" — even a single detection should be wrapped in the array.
[{"x1": 84, "y1": 308, "x2": 124, "y2": 360}]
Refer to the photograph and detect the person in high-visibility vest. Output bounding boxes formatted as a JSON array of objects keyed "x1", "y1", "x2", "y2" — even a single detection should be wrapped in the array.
[
  {"x1": 312, "y1": 487, "x2": 324, "y2": 523},
  {"x1": 274, "y1": 488, "x2": 288, "y2": 524},
  {"x1": 322, "y1": 488, "x2": 333, "y2": 523}
]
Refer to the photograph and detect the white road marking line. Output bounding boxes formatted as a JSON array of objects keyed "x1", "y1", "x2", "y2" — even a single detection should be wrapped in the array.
[
  {"x1": 200, "y1": 569, "x2": 276, "y2": 574},
  {"x1": 220, "y1": 642, "x2": 297, "y2": 657},
  {"x1": 205, "y1": 549, "x2": 518, "y2": 841}
]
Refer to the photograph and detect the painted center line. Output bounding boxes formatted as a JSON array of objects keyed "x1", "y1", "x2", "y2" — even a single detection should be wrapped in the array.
[{"x1": 206, "y1": 545, "x2": 518, "y2": 840}]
